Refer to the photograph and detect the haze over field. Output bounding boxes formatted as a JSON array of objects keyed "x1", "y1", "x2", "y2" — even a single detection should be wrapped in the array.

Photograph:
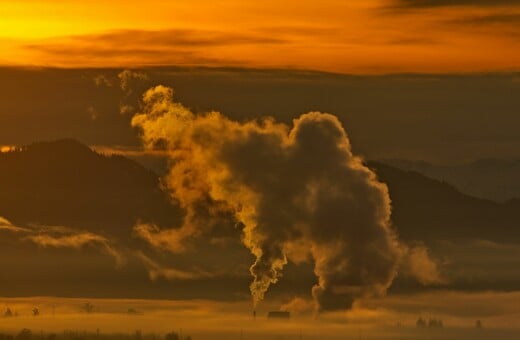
[{"x1": 0, "y1": 294, "x2": 518, "y2": 339}]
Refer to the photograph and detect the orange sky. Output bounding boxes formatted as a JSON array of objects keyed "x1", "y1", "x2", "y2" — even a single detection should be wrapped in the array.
[{"x1": 0, "y1": 0, "x2": 519, "y2": 73}]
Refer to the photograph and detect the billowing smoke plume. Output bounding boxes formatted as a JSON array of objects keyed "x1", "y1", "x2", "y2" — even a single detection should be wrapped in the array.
[{"x1": 131, "y1": 85, "x2": 440, "y2": 311}]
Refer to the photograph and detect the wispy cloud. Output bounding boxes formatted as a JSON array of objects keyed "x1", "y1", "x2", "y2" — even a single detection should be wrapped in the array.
[
  {"x1": 0, "y1": 217, "x2": 31, "y2": 233},
  {"x1": 27, "y1": 232, "x2": 124, "y2": 266},
  {"x1": 442, "y1": 12, "x2": 520, "y2": 32},
  {"x1": 0, "y1": 217, "x2": 123, "y2": 266},
  {"x1": 21, "y1": 28, "x2": 286, "y2": 68},
  {"x1": 137, "y1": 252, "x2": 216, "y2": 281},
  {"x1": 1, "y1": 1, "x2": 519, "y2": 72},
  {"x1": 389, "y1": 0, "x2": 520, "y2": 8},
  {"x1": 118, "y1": 69, "x2": 148, "y2": 95},
  {"x1": 74, "y1": 29, "x2": 287, "y2": 47},
  {"x1": 93, "y1": 73, "x2": 114, "y2": 87},
  {"x1": 134, "y1": 223, "x2": 192, "y2": 254},
  {"x1": 400, "y1": 244, "x2": 448, "y2": 285}
]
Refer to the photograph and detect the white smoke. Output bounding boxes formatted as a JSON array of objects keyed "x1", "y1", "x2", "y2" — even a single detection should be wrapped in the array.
[{"x1": 131, "y1": 85, "x2": 443, "y2": 311}]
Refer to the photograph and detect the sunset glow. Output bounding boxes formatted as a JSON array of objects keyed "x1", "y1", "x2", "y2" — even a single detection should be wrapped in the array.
[{"x1": 1, "y1": 0, "x2": 518, "y2": 73}]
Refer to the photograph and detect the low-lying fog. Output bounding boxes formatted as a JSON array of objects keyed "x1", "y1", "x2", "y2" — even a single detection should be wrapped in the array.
[{"x1": 0, "y1": 292, "x2": 518, "y2": 340}]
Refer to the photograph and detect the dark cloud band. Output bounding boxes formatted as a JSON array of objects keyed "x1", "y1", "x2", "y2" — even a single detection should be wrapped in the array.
[{"x1": 391, "y1": 0, "x2": 520, "y2": 8}]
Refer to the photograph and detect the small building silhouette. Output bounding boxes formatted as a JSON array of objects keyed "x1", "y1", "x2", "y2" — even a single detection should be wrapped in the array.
[{"x1": 267, "y1": 311, "x2": 290, "y2": 319}]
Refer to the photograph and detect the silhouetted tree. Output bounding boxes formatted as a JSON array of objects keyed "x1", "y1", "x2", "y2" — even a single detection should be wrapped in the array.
[
  {"x1": 4, "y1": 308, "x2": 13, "y2": 318},
  {"x1": 476, "y1": 320, "x2": 483, "y2": 328},
  {"x1": 128, "y1": 308, "x2": 140, "y2": 315},
  {"x1": 416, "y1": 317, "x2": 426, "y2": 328},
  {"x1": 0, "y1": 333, "x2": 14, "y2": 340},
  {"x1": 81, "y1": 303, "x2": 95, "y2": 313},
  {"x1": 428, "y1": 318, "x2": 443, "y2": 328},
  {"x1": 164, "y1": 332, "x2": 179, "y2": 340},
  {"x1": 32, "y1": 308, "x2": 39, "y2": 316}
]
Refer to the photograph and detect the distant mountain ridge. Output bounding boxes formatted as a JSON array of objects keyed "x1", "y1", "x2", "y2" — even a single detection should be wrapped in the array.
[
  {"x1": 0, "y1": 139, "x2": 518, "y2": 244},
  {"x1": 0, "y1": 139, "x2": 519, "y2": 299},
  {"x1": 368, "y1": 162, "x2": 520, "y2": 242},
  {"x1": 0, "y1": 139, "x2": 180, "y2": 240},
  {"x1": 383, "y1": 158, "x2": 520, "y2": 202}
]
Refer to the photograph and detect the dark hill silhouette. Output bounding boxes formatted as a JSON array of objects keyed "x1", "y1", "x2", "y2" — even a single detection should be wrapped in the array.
[
  {"x1": 369, "y1": 162, "x2": 520, "y2": 242},
  {"x1": 0, "y1": 139, "x2": 181, "y2": 239},
  {"x1": 0, "y1": 140, "x2": 518, "y2": 244},
  {"x1": 0, "y1": 139, "x2": 519, "y2": 298},
  {"x1": 382, "y1": 158, "x2": 520, "y2": 202}
]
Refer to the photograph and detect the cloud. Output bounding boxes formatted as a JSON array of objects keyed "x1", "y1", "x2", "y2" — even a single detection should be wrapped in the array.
[
  {"x1": 118, "y1": 69, "x2": 148, "y2": 95},
  {"x1": 453, "y1": 13, "x2": 520, "y2": 24},
  {"x1": 21, "y1": 29, "x2": 285, "y2": 69},
  {"x1": 137, "y1": 252, "x2": 215, "y2": 281},
  {"x1": 0, "y1": 145, "x2": 15, "y2": 153},
  {"x1": 390, "y1": 0, "x2": 520, "y2": 8},
  {"x1": 77, "y1": 29, "x2": 286, "y2": 48},
  {"x1": 133, "y1": 199, "x2": 239, "y2": 254},
  {"x1": 117, "y1": 69, "x2": 149, "y2": 115},
  {"x1": 0, "y1": 217, "x2": 31, "y2": 233},
  {"x1": 134, "y1": 222, "x2": 192, "y2": 254},
  {"x1": 131, "y1": 85, "x2": 442, "y2": 312},
  {"x1": 0, "y1": 217, "x2": 124, "y2": 266},
  {"x1": 119, "y1": 104, "x2": 135, "y2": 115},
  {"x1": 93, "y1": 73, "x2": 114, "y2": 87},
  {"x1": 400, "y1": 244, "x2": 447, "y2": 285},
  {"x1": 443, "y1": 12, "x2": 520, "y2": 30},
  {"x1": 280, "y1": 297, "x2": 315, "y2": 315},
  {"x1": 26, "y1": 231, "x2": 123, "y2": 266},
  {"x1": 91, "y1": 145, "x2": 169, "y2": 158},
  {"x1": 86, "y1": 106, "x2": 99, "y2": 120}
]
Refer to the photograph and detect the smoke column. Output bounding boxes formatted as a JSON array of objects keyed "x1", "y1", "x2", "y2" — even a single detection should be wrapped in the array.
[{"x1": 132, "y1": 85, "x2": 436, "y2": 311}]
